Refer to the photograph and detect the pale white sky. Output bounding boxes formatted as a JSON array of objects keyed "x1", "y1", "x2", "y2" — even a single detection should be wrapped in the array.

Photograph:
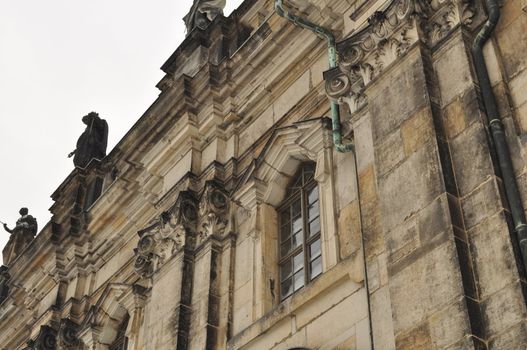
[{"x1": 0, "y1": 0, "x2": 244, "y2": 253}]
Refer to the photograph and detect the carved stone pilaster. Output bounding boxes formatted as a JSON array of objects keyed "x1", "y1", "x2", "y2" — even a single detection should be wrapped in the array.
[
  {"x1": 197, "y1": 181, "x2": 230, "y2": 245},
  {"x1": 133, "y1": 191, "x2": 198, "y2": 279},
  {"x1": 324, "y1": 0, "x2": 475, "y2": 111},
  {"x1": 58, "y1": 319, "x2": 79, "y2": 349}
]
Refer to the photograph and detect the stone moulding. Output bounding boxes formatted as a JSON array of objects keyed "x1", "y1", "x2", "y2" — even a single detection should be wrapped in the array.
[
  {"x1": 133, "y1": 191, "x2": 199, "y2": 279},
  {"x1": 325, "y1": 0, "x2": 475, "y2": 112}
]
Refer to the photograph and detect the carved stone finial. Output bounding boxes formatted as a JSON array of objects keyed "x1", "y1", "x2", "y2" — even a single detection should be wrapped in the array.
[
  {"x1": 68, "y1": 112, "x2": 109, "y2": 168},
  {"x1": 183, "y1": 0, "x2": 226, "y2": 34},
  {"x1": 2, "y1": 208, "x2": 38, "y2": 265}
]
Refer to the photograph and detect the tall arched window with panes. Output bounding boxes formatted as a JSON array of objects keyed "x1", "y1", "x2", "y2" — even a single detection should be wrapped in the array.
[{"x1": 278, "y1": 162, "x2": 322, "y2": 300}]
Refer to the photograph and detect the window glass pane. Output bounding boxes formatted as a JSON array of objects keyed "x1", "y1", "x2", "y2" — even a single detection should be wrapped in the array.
[
  {"x1": 292, "y1": 199, "x2": 301, "y2": 216},
  {"x1": 292, "y1": 215, "x2": 302, "y2": 234},
  {"x1": 281, "y1": 278, "x2": 293, "y2": 299},
  {"x1": 293, "y1": 270, "x2": 305, "y2": 291},
  {"x1": 280, "y1": 209, "x2": 290, "y2": 226},
  {"x1": 280, "y1": 220, "x2": 291, "y2": 243},
  {"x1": 292, "y1": 232, "x2": 303, "y2": 248},
  {"x1": 281, "y1": 239, "x2": 292, "y2": 257},
  {"x1": 293, "y1": 252, "x2": 304, "y2": 273},
  {"x1": 280, "y1": 261, "x2": 292, "y2": 281},
  {"x1": 310, "y1": 240, "x2": 321, "y2": 260},
  {"x1": 308, "y1": 200, "x2": 319, "y2": 221},
  {"x1": 308, "y1": 187, "x2": 318, "y2": 204},
  {"x1": 310, "y1": 256, "x2": 322, "y2": 280},
  {"x1": 309, "y1": 216, "x2": 320, "y2": 236}
]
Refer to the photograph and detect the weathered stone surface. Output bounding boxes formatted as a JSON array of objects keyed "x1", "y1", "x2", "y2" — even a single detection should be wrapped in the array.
[
  {"x1": 378, "y1": 145, "x2": 443, "y2": 233},
  {"x1": 5, "y1": 1, "x2": 527, "y2": 349}
]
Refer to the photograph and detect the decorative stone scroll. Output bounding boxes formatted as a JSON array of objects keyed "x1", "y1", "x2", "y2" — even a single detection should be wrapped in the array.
[
  {"x1": 325, "y1": 0, "x2": 475, "y2": 112},
  {"x1": 197, "y1": 181, "x2": 230, "y2": 245},
  {"x1": 58, "y1": 319, "x2": 79, "y2": 349},
  {"x1": 25, "y1": 326, "x2": 57, "y2": 350},
  {"x1": 134, "y1": 191, "x2": 198, "y2": 278}
]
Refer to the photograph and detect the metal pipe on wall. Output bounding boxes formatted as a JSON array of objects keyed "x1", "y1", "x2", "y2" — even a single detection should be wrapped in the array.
[
  {"x1": 472, "y1": 0, "x2": 527, "y2": 272},
  {"x1": 274, "y1": 0, "x2": 354, "y2": 153}
]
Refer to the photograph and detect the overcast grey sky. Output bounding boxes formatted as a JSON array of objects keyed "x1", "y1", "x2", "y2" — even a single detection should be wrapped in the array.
[{"x1": 0, "y1": 0, "x2": 244, "y2": 252}]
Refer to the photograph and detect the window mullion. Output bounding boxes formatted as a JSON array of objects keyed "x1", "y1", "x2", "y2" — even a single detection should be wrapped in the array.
[{"x1": 301, "y1": 187, "x2": 309, "y2": 285}]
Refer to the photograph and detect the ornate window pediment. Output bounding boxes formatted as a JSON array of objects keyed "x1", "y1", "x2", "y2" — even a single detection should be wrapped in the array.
[{"x1": 235, "y1": 117, "x2": 333, "y2": 208}]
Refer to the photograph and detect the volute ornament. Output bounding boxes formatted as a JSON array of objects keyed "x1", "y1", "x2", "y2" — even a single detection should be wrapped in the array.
[
  {"x1": 198, "y1": 181, "x2": 230, "y2": 244},
  {"x1": 325, "y1": 0, "x2": 476, "y2": 111},
  {"x1": 133, "y1": 191, "x2": 198, "y2": 278}
]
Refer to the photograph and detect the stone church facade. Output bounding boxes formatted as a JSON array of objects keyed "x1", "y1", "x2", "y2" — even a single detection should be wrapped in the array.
[{"x1": 1, "y1": 0, "x2": 527, "y2": 349}]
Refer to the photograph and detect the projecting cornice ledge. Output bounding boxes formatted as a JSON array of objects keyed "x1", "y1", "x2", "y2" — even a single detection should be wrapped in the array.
[{"x1": 325, "y1": 0, "x2": 476, "y2": 113}]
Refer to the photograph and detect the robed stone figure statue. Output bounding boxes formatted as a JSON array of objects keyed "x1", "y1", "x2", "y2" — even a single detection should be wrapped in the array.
[
  {"x1": 68, "y1": 112, "x2": 109, "y2": 168},
  {"x1": 184, "y1": 0, "x2": 226, "y2": 33},
  {"x1": 2, "y1": 208, "x2": 38, "y2": 265}
]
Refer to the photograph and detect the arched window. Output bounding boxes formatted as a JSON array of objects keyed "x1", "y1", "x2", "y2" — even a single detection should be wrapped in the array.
[
  {"x1": 109, "y1": 314, "x2": 129, "y2": 350},
  {"x1": 278, "y1": 162, "x2": 322, "y2": 300}
]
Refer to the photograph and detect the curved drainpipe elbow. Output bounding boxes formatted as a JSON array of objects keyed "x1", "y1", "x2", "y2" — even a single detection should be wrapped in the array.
[
  {"x1": 275, "y1": 0, "x2": 354, "y2": 153},
  {"x1": 472, "y1": 0, "x2": 527, "y2": 272}
]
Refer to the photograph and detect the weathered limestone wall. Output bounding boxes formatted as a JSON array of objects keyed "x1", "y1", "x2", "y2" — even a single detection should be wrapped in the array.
[{"x1": 1, "y1": 1, "x2": 527, "y2": 349}]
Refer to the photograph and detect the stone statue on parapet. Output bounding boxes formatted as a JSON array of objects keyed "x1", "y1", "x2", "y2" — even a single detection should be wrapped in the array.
[
  {"x1": 184, "y1": 0, "x2": 226, "y2": 33},
  {"x1": 2, "y1": 208, "x2": 38, "y2": 265},
  {"x1": 68, "y1": 112, "x2": 109, "y2": 168}
]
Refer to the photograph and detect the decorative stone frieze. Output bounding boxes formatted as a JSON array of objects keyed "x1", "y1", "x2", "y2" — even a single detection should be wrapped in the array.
[
  {"x1": 325, "y1": 0, "x2": 475, "y2": 112},
  {"x1": 134, "y1": 191, "x2": 199, "y2": 278},
  {"x1": 197, "y1": 181, "x2": 230, "y2": 245},
  {"x1": 58, "y1": 319, "x2": 79, "y2": 349}
]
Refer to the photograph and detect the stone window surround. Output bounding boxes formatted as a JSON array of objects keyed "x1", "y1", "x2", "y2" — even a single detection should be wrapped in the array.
[
  {"x1": 234, "y1": 118, "x2": 339, "y2": 317},
  {"x1": 77, "y1": 283, "x2": 147, "y2": 350}
]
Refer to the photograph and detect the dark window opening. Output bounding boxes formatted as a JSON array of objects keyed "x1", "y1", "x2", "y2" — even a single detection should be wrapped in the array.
[
  {"x1": 278, "y1": 162, "x2": 322, "y2": 301},
  {"x1": 109, "y1": 314, "x2": 129, "y2": 350}
]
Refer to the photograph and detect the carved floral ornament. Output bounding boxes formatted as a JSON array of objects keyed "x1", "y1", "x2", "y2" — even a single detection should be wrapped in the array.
[
  {"x1": 133, "y1": 184, "x2": 230, "y2": 278},
  {"x1": 197, "y1": 181, "x2": 230, "y2": 244},
  {"x1": 324, "y1": 0, "x2": 475, "y2": 113},
  {"x1": 134, "y1": 191, "x2": 199, "y2": 279}
]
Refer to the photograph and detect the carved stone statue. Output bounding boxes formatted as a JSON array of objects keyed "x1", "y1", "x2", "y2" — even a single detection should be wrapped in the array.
[
  {"x1": 2, "y1": 208, "x2": 38, "y2": 265},
  {"x1": 183, "y1": 0, "x2": 226, "y2": 33},
  {"x1": 68, "y1": 112, "x2": 108, "y2": 168}
]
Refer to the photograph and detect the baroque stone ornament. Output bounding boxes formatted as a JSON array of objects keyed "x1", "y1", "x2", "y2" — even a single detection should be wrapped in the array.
[
  {"x1": 134, "y1": 191, "x2": 198, "y2": 278},
  {"x1": 58, "y1": 319, "x2": 79, "y2": 349},
  {"x1": 27, "y1": 325, "x2": 57, "y2": 350},
  {"x1": 197, "y1": 181, "x2": 230, "y2": 244},
  {"x1": 325, "y1": 0, "x2": 475, "y2": 112}
]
